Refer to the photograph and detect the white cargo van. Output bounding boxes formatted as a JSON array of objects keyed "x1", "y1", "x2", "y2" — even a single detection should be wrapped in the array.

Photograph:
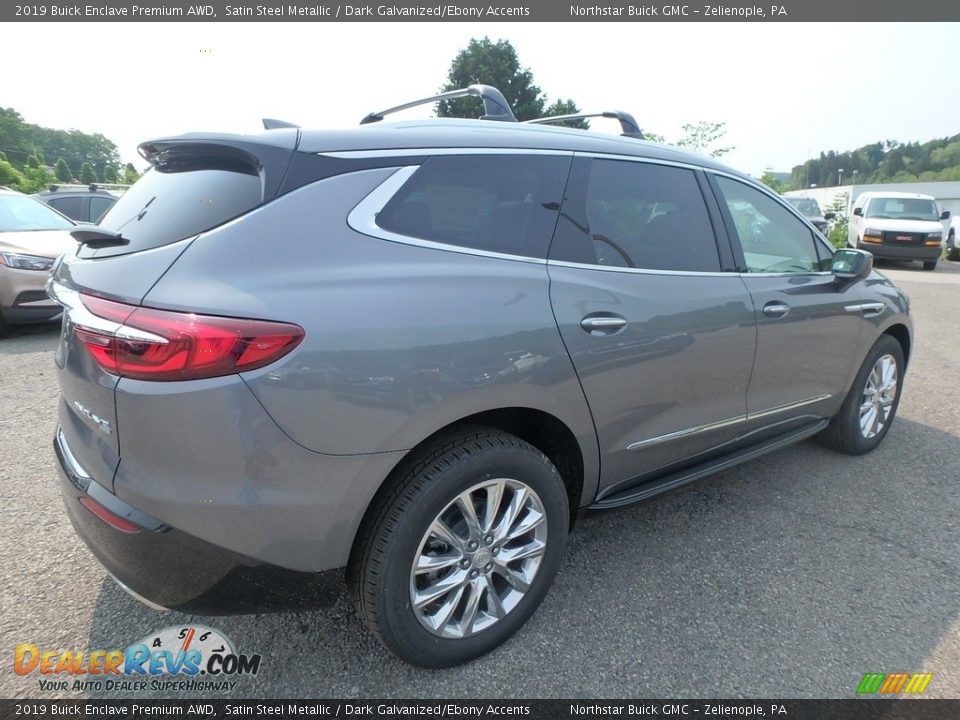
[{"x1": 848, "y1": 191, "x2": 950, "y2": 271}]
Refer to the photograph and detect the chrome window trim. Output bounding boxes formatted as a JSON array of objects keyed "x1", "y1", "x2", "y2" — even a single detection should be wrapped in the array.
[
  {"x1": 346, "y1": 164, "x2": 558, "y2": 265},
  {"x1": 626, "y1": 394, "x2": 832, "y2": 451},
  {"x1": 322, "y1": 148, "x2": 574, "y2": 160},
  {"x1": 547, "y1": 259, "x2": 738, "y2": 278}
]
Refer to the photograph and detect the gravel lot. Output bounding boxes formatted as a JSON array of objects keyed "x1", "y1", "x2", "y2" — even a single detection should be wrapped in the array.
[{"x1": 1, "y1": 261, "x2": 958, "y2": 699}]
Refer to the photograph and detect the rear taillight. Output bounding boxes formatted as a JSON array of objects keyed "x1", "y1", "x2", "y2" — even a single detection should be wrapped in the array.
[{"x1": 74, "y1": 294, "x2": 304, "y2": 381}]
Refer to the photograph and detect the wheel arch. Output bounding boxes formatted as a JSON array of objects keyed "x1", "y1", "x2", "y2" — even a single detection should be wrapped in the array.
[
  {"x1": 348, "y1": 407, "x2": 590, "y2": 569},
  {"x1": 882, "y1": 322, "x2": 912, "y2": 367}
]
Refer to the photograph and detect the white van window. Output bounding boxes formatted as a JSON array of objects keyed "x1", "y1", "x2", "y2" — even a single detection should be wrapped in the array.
[{"x1": 866, "y1": 198, "x2": 939, "y2": 222}]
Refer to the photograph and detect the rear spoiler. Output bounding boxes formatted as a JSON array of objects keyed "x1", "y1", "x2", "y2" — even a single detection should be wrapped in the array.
[{"x1": 138, "y1": 136, "x2": 297, "y2": 202}]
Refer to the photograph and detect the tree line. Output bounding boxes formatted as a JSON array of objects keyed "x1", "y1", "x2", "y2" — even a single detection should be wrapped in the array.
[
  {"x1": 789, "y1": 135, "x2": 960, "y2": 189},
  {"x1": 0, "y1": 107, "x2": 139, "y2": 193}
]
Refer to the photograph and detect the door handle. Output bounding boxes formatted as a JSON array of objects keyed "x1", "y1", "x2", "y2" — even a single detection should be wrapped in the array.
[
  {"x1": 580, "y1": 314, "x2": 628, "y2": 335},
  {"x1": 762, "y1": 301, "x2": 790, "y2": 319}
]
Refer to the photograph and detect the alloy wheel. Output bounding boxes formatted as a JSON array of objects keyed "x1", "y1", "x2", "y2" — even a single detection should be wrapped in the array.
[
  {"x1": 859, "y1": 354, "x2": 898, "y2": 439},
  {"x1": 409, "y1": 478, "x2": 548, "y2": 639}
]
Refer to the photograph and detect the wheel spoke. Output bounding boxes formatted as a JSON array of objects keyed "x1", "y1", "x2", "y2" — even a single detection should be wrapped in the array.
[
  {"x1": 483, "y1": 575, "x2": 508, "y2": 618},
  {"x1": 430, "y1": 584, "x2": 466, "y2": 632},
  {"x1": 455, "y1": 494, "x2": 483, "y2": 540},
  {"x1": 428, "y1": 518, "x2": 467, "y2": 554},
  {"x1": 505, "y1": 506, "x2": 545, "y2": 540},
  {"x1": 458, "y1": 579, "x2": 483, "y2": 636},
  {"x1": 495, "y1": 486, "x2": 529, "y2": 540},
  {"x1": 498, "y1": 538, "x2": 546, "y2": 564},
  {"x1": 413, "y1": 570, "x2": 467, "y2": 608},
  {"x1": 493, "y1": 564, "x2": 530, "y2": 593},
  {"x1": 860, "y1": 406, "x2": 877, "y2": 436},
  {"x1": 482, "y1": 480, "x2": 506, "y2": 533},
  {"x1": 415, "y1": 551, "x2": 462, "y2": 574}
]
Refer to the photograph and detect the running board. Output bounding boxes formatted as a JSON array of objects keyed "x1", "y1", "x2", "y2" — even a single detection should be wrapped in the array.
[{"x1": 589, "y1": 419, "x2": 829, "y2": 510}]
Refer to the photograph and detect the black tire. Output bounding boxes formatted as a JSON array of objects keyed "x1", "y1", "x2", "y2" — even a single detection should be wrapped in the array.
[
  {"x1": 821, "y1": 335, "x2": 905, "y2": 455},
  {"x1": 946, "y1": 232, "x2": 959, "y2": 261},
  {"x1": 348, "y1": 427, "x2": 569, "y2": 668},
  {"x1": 922, "y1": 259, "x2": 937, "y2": 271}
]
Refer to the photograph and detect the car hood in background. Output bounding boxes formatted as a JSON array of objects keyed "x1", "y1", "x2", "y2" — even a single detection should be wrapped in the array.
[{"x1": 0, "y1": 230, "x2": 77, "y2": 257}]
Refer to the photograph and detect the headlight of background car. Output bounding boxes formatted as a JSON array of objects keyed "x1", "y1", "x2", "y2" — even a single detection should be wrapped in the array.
[
  {"x1": 862, "y1": 228, "x2": 883, "y2": 242},
  {"x1": 925, "y1": 231, "x2": 943, "y2": 246},
  {"x1": 0, "y1": 252, "x2": 56, "y2": 271}
]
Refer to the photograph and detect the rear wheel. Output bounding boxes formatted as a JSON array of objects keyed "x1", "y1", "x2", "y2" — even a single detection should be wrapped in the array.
[
  {"x1": 348, "y1": 428, "x2": 569, "y2": 668},
  {"x1": 922, "y1": 259, "x2": 937, "y2": 271},
  {"x1": 821, "y1": 335, "x2": 904, "y2": 455}
]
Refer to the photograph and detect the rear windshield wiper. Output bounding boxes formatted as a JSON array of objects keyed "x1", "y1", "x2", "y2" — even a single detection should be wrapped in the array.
[{"x1": 70, "y1": 226, "x2": 130, "y2": 249}]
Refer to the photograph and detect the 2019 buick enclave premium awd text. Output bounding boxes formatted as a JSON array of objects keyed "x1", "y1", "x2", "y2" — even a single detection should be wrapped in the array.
[{"x1": 49, "y1": 86, "x2": 912, "y2": 667}]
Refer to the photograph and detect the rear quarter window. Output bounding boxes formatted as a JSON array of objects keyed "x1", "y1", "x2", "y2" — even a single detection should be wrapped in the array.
[{"x1": 376, "y1": 154, "x2": 571, "y2": 259}]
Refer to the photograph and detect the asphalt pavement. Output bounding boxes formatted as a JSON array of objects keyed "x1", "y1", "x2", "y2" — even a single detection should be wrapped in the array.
[{"x1": 1, "y1": 260, "x2": 958, "y2": 699}]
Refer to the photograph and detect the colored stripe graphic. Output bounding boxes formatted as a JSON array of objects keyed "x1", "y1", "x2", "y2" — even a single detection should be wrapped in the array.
[
  {"x1": 857, "y1": 673, "x2": 885, "y2": 694},
  {"x1": 857, "y1": 672, "x2": 933, "y2": 694},
  {"x1": 904, "y1": 673, "x2": 933, "y2": 694}
]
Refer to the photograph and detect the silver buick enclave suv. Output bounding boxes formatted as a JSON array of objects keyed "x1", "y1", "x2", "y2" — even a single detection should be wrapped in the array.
[{"x1": 50, "y1": 86, "x2": 912, "y2": 667}]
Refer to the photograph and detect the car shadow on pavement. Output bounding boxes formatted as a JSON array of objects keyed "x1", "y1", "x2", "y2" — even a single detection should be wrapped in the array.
[{"x1": 83, "y1": 415, "x2": 959, "y2": 699}]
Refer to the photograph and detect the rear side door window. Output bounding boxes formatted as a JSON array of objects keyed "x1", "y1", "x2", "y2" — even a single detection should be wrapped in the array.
[
  {"x1": 713, "y1": 176, "x2": 828, "y2": 273},
  {"x1": 49, "y1": 196, "x2": 85, "y2": 221},
  {"x1": 89, "y1": 195, "x2": 116, "y2": 224},
  {"x1": 376, "y1": 154, "x2": 572, "y2": 260},
  {"x1": 549, "y1": 158, "x2": 722, "y2": 272}
]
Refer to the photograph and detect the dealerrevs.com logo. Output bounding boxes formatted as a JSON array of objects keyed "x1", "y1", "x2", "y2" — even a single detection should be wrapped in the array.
[{"x1": 14, "y1": 626, "x2": 262, "y2": 693}]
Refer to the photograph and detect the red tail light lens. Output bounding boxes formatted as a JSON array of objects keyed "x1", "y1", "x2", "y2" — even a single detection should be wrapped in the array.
[
  {"x1": 79, "y1": 496, "x2": 141, "y2": 533},
  {"x1": 75, "y1": 294, "x2": 304, "y2": 381}
]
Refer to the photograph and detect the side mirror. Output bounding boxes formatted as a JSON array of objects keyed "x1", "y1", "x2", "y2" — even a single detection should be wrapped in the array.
[
  {"x1": 941, "y1": 210, "x2": 951, "y2": 220},
  {"x1": 852, "y1": 207, "x2": 863, "y2": 217},
  {"x1": 824, "y1": 212, "x2": 836, "y2": 221},
  {"x1": 832, "y1": 248, "x2": 873, "y2": 280}
]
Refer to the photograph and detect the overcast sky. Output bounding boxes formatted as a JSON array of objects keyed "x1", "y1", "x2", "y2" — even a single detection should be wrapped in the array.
[{"x1": 4, "y1": 22, "x2": 959, "y2": 176}]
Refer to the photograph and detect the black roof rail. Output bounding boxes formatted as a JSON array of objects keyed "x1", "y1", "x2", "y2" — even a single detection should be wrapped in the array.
[
  {"x1": 360, "y1": 84, "x2": 517, "y2": 125},
  {"x1": 262, "y1": 118, "x2": 300, "y2": 130},
  {"x1": 525, "y1": 111, "x2": 644, "y2": 139}
]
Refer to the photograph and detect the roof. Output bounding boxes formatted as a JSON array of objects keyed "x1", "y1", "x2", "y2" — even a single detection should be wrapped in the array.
[{"x1": 146, "y1": 118, "x2": 749, "y2": 180}]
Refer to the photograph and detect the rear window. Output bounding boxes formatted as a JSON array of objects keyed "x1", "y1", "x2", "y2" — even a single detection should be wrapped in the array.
[
  {"x1": 376, "y1": 154, "x2": 571, "y2": 259},
  {"x1": 95, "y1": 166, "x2": 263, "y2": 254}
]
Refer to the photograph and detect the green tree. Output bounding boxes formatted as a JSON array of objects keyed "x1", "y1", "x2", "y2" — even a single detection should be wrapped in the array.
[
  {"x1": 760, "y1": 170, "x2": 787, "y2": 193},
  {"x1": 437, "y1": 37, "x2": 546, "y2": 121},
  {"x1": 20, "y1": 164, "x2": 55, "y2": 193},
  {"x1": 101, "y1": 164, "x2": 119, "y2": 183},
  {"x1": 675, "y1": 121, "x2": 733, "y2": 158},
  {"x1": 79, "y1": 162, "x2": 97, "y2": 184},
  {"x1": 121, "y1": 162, "x2": 140, "y2": 185},
  {"x1": 0, "y1": 156, "x2": 26, "y2": 189},
  {"x1": 542, "y1": 99, "x2": 589, "y2": 129},
  {"x1": 25, "y1": 154, "x2": 39, "y2": 168},
  {"x1": 55, "y1": 157, "x2": 72, "y2": 182}
]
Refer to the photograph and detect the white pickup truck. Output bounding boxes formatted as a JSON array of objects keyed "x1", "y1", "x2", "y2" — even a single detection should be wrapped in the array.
[{"x1": 848, "y1": 191, "x2": 951, "y2": 271}]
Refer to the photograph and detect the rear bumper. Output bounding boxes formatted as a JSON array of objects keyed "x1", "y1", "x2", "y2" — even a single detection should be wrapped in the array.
[
  {"x1": 55, "y1": 428, "x2": 343, "y2": 614},
  {"x1": 858, "y1": 243, "x2": 941, "y2": 261}
]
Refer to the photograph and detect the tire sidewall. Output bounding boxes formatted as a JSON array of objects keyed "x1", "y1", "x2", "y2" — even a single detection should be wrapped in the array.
[
  {"x1": 373, "y1": 440, "x2": 568, "y2": 667},
  {"x1": 837, "y1": 335, "x2": 905, "y2": 454}
]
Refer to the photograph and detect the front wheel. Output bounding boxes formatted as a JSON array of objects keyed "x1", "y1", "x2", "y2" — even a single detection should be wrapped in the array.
[
  {"x1": 821, "y1": 335, "x2": 905, "y2": 455},
  {"x1": 946, "y1": 232, "x2": 959, "y2": 261},
  {"x1": 922, "y1": 259, "x2": 937, "y2": 271},
  {"x1": 348, "y1": 428, "x2": 569, "y2": 667}
]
